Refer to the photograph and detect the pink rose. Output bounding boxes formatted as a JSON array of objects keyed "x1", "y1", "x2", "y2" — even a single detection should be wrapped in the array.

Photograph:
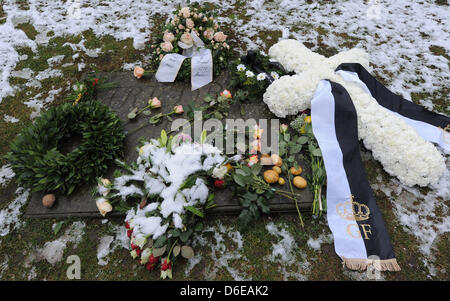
[
  {"x1": 133, "y1": 66, "x2": 144, "y2": 79},
  {"x1": 148, "y1": 97, "x2": 161, "y2": 108},
  {"x1": 180, "y1": 7, "x2": 190, "y2": 18},
  {"x1": 203, "y1": 28, "x2": 214, "y2": 40},
  {"x1": 186, "y1": 18, "x2": 195, "y2": 29},
  {"x1": 160, "y1": 41, "x2": 173, "y2": 52},
  {"x1": 174, "y1": 105, "x2": 184, "y2": 114},
  {"x1": 178, "y1": 24, "x2": 185, "y2": 30},
  {"x1": 163, "y1": 32, "x2": 175, "y2": 43},
  {"x1": 213, "y1": 32, "x2": 227, "y2": 42},
  {"x1": 180, "y1": 32, "x2": 193, "y2": 45}
]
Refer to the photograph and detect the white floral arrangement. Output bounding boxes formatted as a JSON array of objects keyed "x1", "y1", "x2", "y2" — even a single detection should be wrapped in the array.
[
  {"x1": 147, "y1": 5, "x2": 232, "y2": 82},
  {"x1": 262, "y1": 39, "x2": 445, "y2": 187},
  {"x1": 95, "y1": 131, "x2": 239, "y2": 278}
]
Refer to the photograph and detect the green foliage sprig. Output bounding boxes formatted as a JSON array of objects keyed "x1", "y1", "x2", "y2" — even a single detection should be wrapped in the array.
[{"x1": 290, "y1": 114, "x2": 327, "y2": 216}]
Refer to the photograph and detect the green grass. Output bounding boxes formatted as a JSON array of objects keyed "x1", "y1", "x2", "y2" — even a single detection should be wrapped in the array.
[{"x1": 0, "y1": 10, "x2": 449, "y2": 281}]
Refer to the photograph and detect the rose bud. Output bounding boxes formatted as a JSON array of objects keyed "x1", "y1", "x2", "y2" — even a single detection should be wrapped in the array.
[
  {"x1": 125, "y1": 221, "x2": 130, "y2": 229},
  {"x1": 161, "y1": 258, "x2": 172, "y2": 271},
  {"x1": 146, "y1": 262, "x2": 154, "y2": 271},
  {"x1": 148, "y1": 97, "x2": 161, "y2": 108},
  {"x1": 174, "y1": 105, "x2": 184, "y2": 114},
  {"x1": 214, "y1": 179, "x2": 225, "y2": 189},
  {"x1": 127, "y1": 229, "x2": 133, "y2": 238},
  {"x1": 280, "y1": 124, "x2": 288, "y2": 134},
  {"x1": 220, "y1": 89, "x2": 232, "y2": 99},
  {"x1": 131, "y1": 243, "x2": 138, "y2": 250},
  {"x1": 133, "y1": 66, "x2": 145, "y2": 79}
]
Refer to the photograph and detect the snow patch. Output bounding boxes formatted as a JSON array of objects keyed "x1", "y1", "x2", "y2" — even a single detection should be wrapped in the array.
[
  {"x1": 25, "y1": 221, "x2": 86, "y2": 266},
  {"x1": 96, "y1": 224, "x2": 129, "y2": 266},
  {"x1": 265, "y1": 222, "x2": 311, "y2": 280},
  {"x1": 0, "y1": 187, "x2": 29, "y2": 236},
  {"x1": 0, "y1": 165, "x2": 15, "y2": 188}
]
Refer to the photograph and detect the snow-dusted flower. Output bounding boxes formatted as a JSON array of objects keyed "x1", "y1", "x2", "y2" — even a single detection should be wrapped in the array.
[
  {"x1": 96, "y1": 198, "x2": 112, "y2": 216},
  {"x1": 212, "y1": 165, "x2": 228, "y2": 180},
  {"x1": 236, "y1": 64, "x2": 246, "y2": 72},
  {"x1": 257, "y1": 73, "x2": 267, "y2": 81},
  {"x1": 245, "y1": 70, "x2": 255, "y2": 78}
]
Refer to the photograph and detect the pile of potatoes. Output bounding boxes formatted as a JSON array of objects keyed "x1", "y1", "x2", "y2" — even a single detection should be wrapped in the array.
[{"x1": 263, "y1": 155, "x2": 307, "y2": 189}]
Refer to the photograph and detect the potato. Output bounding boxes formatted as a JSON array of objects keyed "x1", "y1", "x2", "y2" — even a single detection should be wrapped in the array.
[
  {"x1": 278, "y1": 177, "x2": 286, "y2": 185},
  {"x1": 264, "y1": 170, "x2": 279, "y2": 184},
  {"x1": 293, "y1": 176, "x2": 307, "y2": 189},
  {"x1": 272, "y1": 166, "x2": 282, "y2": 174},
  {"x1": 271, "y1": 154, "x2": 283, "y2": 167},
  {"x1": 290, "y1": 166, "x2": 302, "y2": 176},
  {"x1": 42, "y1": 194, "x2": 56, "y2": 208}
]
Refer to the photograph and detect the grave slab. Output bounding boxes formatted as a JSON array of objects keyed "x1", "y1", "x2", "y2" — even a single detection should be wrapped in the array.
[{"x1": 25, "y1": 72, "x2": 313, "y2": 218}]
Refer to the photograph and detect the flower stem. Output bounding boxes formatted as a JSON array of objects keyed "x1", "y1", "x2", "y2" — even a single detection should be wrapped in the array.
[{"x1": 287, "y1": 169, "x2": 304, "y2": 227}]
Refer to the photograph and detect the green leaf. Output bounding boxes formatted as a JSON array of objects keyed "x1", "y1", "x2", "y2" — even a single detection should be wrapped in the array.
[
  {"x1": 127, "y1": 108, "x2": 138, "y2": 120},
  {"x1": 200, "y1": 130, "x2": 207, "y2": 144},
  {"x1": 250, "y1": 163, "x2": 262, "y2": 176},
  {"x1": 186, "y1": 206, "x2": 204, "y2": 218},
  {"x1": 181, "y1": 246, "x2": 195, "y2": 259},
  {"x1": 233, "y1": 173, "x2": 246, "y2": 187},
  {"x1": 154, "y1": 234, "x2": 167, "y2": 248},
  {"x1": 180, "y1": 229, "x2": 193, "y2": 243},
  {"x1": 312, "y1": 148, "x2": 322, "y2": 157},
  {"x1": 297, "y1": 136, "x2": 309, "y2": 144},
  {"x1": 53, "y1": 221, "x2": 64, "y2": 235}
]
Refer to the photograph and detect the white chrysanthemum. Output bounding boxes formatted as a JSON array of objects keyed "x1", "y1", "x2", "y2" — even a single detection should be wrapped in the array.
[
  {"x1": 257, "y1": 73, "x2": 266, "y2": 81},
  {"x1": 237, "y1": 64, "x2": 246, "y2": 71},
  {"x1": 246, "y1": 70, "x2": 255, "y2": 78},
  {"x1": 263, "y1": 39, "x2": 446, "y2": 187}
]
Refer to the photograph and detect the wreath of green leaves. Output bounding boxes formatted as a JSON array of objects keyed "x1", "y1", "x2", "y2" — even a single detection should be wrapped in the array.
[{"x1": 6, "y1": 101, "x2": 125, "y2": 195}]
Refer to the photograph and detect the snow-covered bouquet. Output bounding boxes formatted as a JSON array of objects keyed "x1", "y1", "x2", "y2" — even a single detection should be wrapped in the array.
[
  {"x1": 95, "y1": 130, "x2": 237, "y2": 278},
  {"x1": 147, "y1": 5, "x2": 232, "y2": 82}
]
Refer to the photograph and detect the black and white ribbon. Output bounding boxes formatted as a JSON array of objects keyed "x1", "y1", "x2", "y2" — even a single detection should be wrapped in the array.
[
  {"x1": 311, "y1": 80, "x2": 401, "y2": 271},
  {"x1": 336, "y1": 63, "x2": 450, "y2": 153}
]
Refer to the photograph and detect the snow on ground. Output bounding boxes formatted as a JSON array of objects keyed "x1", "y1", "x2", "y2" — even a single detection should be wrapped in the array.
[
  {"x1": 25, "y1": 221, "x2": 86, "y2": 266},
  {"x1": 0, "y1": 187, "x2": 29, "y2": 237},
  {"x1": 1, "y1": 1, "x2": 447, "y2": 104},
  {"x1": 190, "y1": 221, "x2": 250, "y2": 280},
  {"x1": 307, "y1": 231, "x2": 334, "y2": 251},
  {"x1": 265, "y1": 222, "x2": 311, "y2": 281},
  {"x1": 3, "y1": 115, "x2": 19, "y2": 123},
  {"x1": 0, "y1": 165, "x2": 15, "y2": 188},
  {"x1": 372, "y1": 157, "x2": 450, "y2": 277},
  {"x1": 96, "y1": 224, "x2": 129, "y2": 266}
]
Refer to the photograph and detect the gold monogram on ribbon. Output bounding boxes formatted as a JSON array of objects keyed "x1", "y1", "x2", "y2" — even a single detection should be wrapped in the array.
[{"x1": 336, "y1": 195, "x2": 370, "y2": 221}]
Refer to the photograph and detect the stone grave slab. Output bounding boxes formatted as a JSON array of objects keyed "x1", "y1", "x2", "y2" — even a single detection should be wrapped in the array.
[{"x1": 25, "y1": 72, "x2": 313, "y2": 218}]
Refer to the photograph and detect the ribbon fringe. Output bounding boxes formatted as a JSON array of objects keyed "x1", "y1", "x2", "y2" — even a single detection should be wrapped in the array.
[{"x1": 342, "y1": 257, "x2": 401, "y2": 272}]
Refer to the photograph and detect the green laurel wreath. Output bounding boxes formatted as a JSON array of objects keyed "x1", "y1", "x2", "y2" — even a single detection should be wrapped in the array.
[{"x1": 6, "y1": 101, "x2": 125, "y2": 195}]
